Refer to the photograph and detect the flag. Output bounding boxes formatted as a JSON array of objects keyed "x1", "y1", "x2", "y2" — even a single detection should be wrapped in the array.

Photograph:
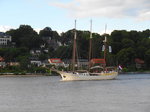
[{"x1": 118, "y1": 65, "x2": 122, "y2": 70}]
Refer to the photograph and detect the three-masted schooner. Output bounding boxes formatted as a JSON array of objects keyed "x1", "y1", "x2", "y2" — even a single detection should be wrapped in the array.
[{"x1": 57, "y1": 20, "x2": 118, "y2": 81}]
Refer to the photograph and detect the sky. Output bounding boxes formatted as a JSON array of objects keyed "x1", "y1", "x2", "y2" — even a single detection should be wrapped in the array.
[{"x1": 0, "y1": 0, "x2": 150, "y2": 34}]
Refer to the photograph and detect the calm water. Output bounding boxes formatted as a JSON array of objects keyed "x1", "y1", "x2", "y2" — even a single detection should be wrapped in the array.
[{"x1": 0, "y1": 74, "x2": 150, "y2": 112}]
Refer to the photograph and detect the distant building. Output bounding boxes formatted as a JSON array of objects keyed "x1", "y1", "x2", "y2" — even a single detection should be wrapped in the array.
[
  {"x1": 90, "y1": 58, "x2": 106, "y2": 67},
  {"x1": 8, "y1": 62, "x2": 20, "y2": 66},
  {"x1": 77, "y1": 59, "x2": 89, "y2": 68},
  {"x1": 41, "y1": 27, "x2": 62, "y2": 50},
  {"x1": 30, "y1": 60, "x2": 42, "y2": 67},
  {"x1": 135, "y1": 58, "x2": 145, "y2": 69},
  {"x1": 63, "y1": 59, "x2": 89, "y2": 68},
  {"x1": 0, "y1": 32, "x2": 12, "y2": 47},
  {"x1": 48, "y1": 58, "x2": 64, "y2": 67},
  {"x1": 30, "y1": 49, "x2": 42, "y2": 55},
  {"x1": 0, "y1": 56, "x2": 6, "y2": 67}
]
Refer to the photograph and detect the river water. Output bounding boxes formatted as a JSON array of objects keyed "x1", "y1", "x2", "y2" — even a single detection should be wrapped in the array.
[{"x1": 0, "y1": 74, "x2": 150, "y2": 112}]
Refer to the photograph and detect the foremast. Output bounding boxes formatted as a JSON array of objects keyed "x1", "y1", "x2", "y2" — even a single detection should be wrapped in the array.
[{"x1": 72, "y1": 20, "x2": 77, "y2": 72}]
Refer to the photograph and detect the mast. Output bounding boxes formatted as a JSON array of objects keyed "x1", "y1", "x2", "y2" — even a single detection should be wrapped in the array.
[
  {"x1": 72, "y1": 20, "x2": 77, "y2": 72},
  {"x1": 88, "y1": 19, "x2": 92, "y2": 69},
  {"x1": 104, "y1": 24, "x2": 107, "y2": 67}
]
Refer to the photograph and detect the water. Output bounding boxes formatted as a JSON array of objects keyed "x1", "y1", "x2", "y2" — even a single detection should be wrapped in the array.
[{"x1": 0, "y1": 74, "x2": 150, "y2": 112}]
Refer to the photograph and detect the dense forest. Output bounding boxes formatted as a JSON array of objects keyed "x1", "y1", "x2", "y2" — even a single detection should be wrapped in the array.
[{"x1": 1, "y1": 25, "x2": 150, "y2": 72}]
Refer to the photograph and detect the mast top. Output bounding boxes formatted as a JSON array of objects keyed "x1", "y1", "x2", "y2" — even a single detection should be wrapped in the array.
[
  {"x1": 104, "y1": 24, "x2": 107, "y2": 43},
  {"x1": 74, "y1": 20, "x2": 77, "y2": 40},
  {"x1": 90, "y1": 19, "x2": 92, "y2": 39}
]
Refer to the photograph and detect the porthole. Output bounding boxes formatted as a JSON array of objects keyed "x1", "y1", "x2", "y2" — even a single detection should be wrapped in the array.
[{"x1": 63, "y1": 75, "x2": 66, "y2": 78}]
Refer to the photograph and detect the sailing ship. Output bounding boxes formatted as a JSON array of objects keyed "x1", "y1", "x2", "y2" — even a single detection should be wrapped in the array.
[
  {"x1": 57, "y1": 20, "x2": 118, "y2": 81},
  {"x1": 88, "y1": 23, "x2": 118, "y2": 78}
]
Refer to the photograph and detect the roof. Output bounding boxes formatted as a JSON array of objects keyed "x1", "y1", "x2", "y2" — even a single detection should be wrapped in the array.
[
  {"x1": 0, "y1": 32, "x2": 10, "y2": 37},
  {"x1": 0, "y1": 57, "x2": 4, "y2": 61},
  {"x1": 48, "y1": 58, "x2": 63, "y2": 63},
  {"x1": 90, "y1": 58, "x2": 106, "y2": 64},
  {"x1": 135, "y1": 58, "x2": 144, "y2": 64}
]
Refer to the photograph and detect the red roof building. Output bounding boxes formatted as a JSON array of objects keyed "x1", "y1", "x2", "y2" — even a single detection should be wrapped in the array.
[
  {"x1": 48, "y1": 58, "x2": 64, "y2": 67},
  {"x1": 90, "y1": 58, "x2": 106, "y2": 64},
  {"x1": 135, "y1": 58, "x2": 144, "y2": 69},
  {"x1": 0, "y1": 56, "x2": 4, "y2": 62},
  {"x1": 90, "y1": 58, "x2": 106, "y2": 67},
  {"x1": 135, "y1": 58, "x2": 144, "y2": 64}
]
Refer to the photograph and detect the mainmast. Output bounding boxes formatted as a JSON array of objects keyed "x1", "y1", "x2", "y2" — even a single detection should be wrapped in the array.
[
  {"x1": 72, "y1": 20, "x2": 77, "y2": 72},
  {"x1": 89, "y1": 19, "x2": 92, "y2": 69},
  {"x1": 103, "y1": 24, "x2": 107, "y2": 67}
]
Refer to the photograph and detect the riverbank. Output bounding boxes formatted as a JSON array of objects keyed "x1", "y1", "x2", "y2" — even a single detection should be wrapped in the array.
[
  {"x1": 119, "y1": 71, "x2": 150, "y2": 74},
  {"x1": 0, "y1": 73, "x2": 54, "y2": 77},
  {"x1": 0, "y1": 71, "x2": 149, "y2": 77}
]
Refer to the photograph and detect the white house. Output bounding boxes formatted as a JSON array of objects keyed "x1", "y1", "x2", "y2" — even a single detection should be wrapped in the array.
[
  {"x1": 30, "y1": 60, "x2": 42, "y2": 67},
  {"x1": 0, "y1": 32, "x2": 11, "y2": 46}
]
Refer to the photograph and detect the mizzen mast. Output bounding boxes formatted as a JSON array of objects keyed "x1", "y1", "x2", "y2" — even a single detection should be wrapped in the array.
[{"x1": 88, "y1": 19, "x2": 92, "y2": 69}]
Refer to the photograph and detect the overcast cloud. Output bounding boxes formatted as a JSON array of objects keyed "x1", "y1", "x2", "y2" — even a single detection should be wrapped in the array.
[{"x1": 51, "y1": 0, "x2": 150, "y2": 21}]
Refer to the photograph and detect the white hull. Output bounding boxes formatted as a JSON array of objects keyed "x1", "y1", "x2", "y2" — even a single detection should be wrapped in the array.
[{"x1": 57, "y1": 71, "x2": 118, "y2": 81}]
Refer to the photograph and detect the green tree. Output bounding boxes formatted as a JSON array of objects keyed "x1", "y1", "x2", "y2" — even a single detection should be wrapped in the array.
[
  {"x1": 117, "y1": 47, "x2": 136, "y2": 66},
  {"x1": 122, "y1": 38, "x2": 135, "y2": 48},
  {"x1": 7, "y1": 25, "x2": 42, "y2": 49},
  {"x1": 16, "y1": 56, "x2": 30, "y2": 70},
  {"x1": 145, "y1": 49, "x2": 150, "y2": 68}
]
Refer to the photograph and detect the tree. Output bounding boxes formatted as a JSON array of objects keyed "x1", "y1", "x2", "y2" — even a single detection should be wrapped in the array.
[
  {"x1": 39, "y1": 27, "x2": 61, "y2": 49},
  {"x1": 7, "y1": 25, "x2": 42, "y2": 49},
  {"x1": 39, "y1": 27, "x2": 52, "y2": 37},
  {"x1": 117, "y1": 47, "x2": 136, "y2": 66},
  {"x1": 16, "y1": 56, "x2": 30, "y2": 70},
  {"x1": 145, "y1": 49, "x2": 150, "y2": 68},
  {"x1": 39, "y1": 54, "x2": 48, "y2": 61},
  {"x1": 122, "y1": 38, "x2": 135, "y2": 48}
]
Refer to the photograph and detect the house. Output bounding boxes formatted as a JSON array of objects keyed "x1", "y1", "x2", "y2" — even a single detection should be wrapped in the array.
[
  {"x1": 0, "y1": 56, "x2": 6, "y2": 67},
  {"x1": 0, "y1": 32, "x2": 12, "y2": 47},
  {"x1": 77, "y1": 59, "x2": 88, "y2": 68},
  {"x1": 90, "y1": 58, "x2": 106, "y2": 67},
  {"x1": 41, "y1": 27, "x2": 62, "y2": 50},
  {"x1": 30, "y1": 60, "x2": 42, "y2": 67},
  {"x1": 62, "y1": 59, "x2": 89, "y2": 69},
  {"x1": 8, "y1": 62, "x2": 20, "y2": 66},
  {"x1": 30, "y1": 49, "x2": 42, "y2": 54},
  {"x1": 135, "y1": 58, "x2": 144, "y2": 69},
  {"x1": 48, "y1": 58, "x2": 64, "y2": 67}
]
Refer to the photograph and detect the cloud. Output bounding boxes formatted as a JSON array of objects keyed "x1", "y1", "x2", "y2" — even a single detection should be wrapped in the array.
[
  {"x1": 0, "y1": 26, "x2": 15, "y2": 32},
  {"x1": 50, "y1": 0, "x2": 150, "y2": 20},
  {"x1": 0, "y1": 25, "x2": 41, "y2": 34},
  {"x1": 137, "y1": 10, "x2": 150, "y2": 21}
]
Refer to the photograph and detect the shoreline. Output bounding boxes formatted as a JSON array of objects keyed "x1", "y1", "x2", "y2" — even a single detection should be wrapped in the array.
[
  {"x1": 0, "y1": 73, "x2": 53, "y2": 77},
  {"x1": 119, "y1": 72, "x2": 150, "y2": 74},
  {"x1": 0, "y1": 72, "x2": 149, "y2": 77}
]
